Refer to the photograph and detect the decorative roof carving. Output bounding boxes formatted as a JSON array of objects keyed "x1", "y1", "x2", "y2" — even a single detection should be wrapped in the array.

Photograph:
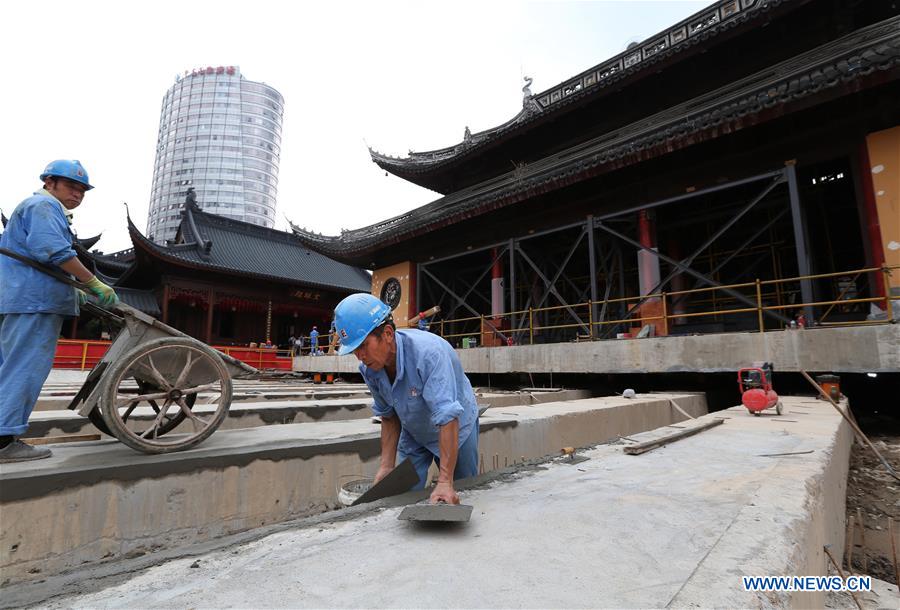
[
  {"x1": 522, "y1": 76, "x2": 533, "y2": 101},
  {"x1": 369, "y1": 0, "x2": 785, "y2": 175}
]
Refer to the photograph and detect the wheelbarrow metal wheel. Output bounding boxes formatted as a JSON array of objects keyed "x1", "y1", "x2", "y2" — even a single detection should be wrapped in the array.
[{"x1": 99, "y1": 336, "x2": 232, "y2": 454}]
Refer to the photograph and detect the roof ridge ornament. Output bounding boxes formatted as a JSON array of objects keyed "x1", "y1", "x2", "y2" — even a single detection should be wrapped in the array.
[
  {"x1": 183, "y1": 187, "x2": 199, "y2": 212},
  {"x1": 463, "y1": 126, "x2": 473, "y2": 147},
  {"x1": 520, "y1": 75, "x2": 543, "y2": 120}
]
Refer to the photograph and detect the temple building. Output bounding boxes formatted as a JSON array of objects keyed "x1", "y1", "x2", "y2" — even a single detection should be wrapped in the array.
[
  {"x1": 292, "y1": 0, "x2": 900, "y2": 346},
  {"x1": 81, "y1": 190, "x2": 370, "y2": 346}
]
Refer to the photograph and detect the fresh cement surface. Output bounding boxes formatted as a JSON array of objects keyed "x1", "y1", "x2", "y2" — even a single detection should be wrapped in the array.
[
  {"x1": 0, "y1": 394, "x2": 694, "y2": 502},
  {"x1": 27, "y1": 396, "x2": 869, "y2": 609}
]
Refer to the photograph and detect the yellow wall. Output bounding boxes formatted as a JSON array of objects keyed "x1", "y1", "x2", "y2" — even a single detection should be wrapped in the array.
[
  {"x1": 371, "y1": 261, "x2": 416, "y2": 323},
  {"x1": 866, "y1": 127, "x2": 900, "y2": 288}
]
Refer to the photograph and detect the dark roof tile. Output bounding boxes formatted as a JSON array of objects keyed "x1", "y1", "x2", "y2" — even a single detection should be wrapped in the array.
[{"x1": 131, "y1": 210, "x2": 371, "y2": 292}]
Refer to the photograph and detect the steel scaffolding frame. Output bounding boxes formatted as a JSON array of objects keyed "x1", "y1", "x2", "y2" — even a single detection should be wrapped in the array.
[{"x1": 417, "y1": 166, "x2": 813, "y2": 343}]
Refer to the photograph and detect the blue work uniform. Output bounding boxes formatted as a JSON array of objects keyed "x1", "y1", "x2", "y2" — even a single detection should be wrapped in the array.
[
  {"x1": 417, "y1": 317, "x2": 428, "y2": 331},
  {"x1": 0, "y1": 190, "x2": 79, "y2": 436},
  {"x1": 309, "y1": 328, "x2": 319, "y2": 354},
  {"x1": 361, "y1": 329, "x2": 479, "y2": 490}
]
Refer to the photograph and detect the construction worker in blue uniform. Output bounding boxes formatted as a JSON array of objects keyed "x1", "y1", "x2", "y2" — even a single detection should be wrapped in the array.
[
  {"x1": 333, "y1": 293, "x2": 479, "y2": 504},
  {"x1": 0, "y1": 160, "x2": 119, "y2": 463},
  {"x1": 309, "y1": 325, "x2": 319, "y2": 355}
]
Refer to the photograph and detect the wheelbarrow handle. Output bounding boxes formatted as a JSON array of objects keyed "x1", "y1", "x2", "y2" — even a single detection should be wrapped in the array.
[
  {"x1": 0, "y1": 246, "x2": 123, "y2": 322},
  {"x1": 0, "y1": 246, "x2": 90, "y2": 291}
]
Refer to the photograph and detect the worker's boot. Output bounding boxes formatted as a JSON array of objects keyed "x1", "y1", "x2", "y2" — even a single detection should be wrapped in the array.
[{"x1": 0, "y1": 440, "x2": 51, "y2": 463}]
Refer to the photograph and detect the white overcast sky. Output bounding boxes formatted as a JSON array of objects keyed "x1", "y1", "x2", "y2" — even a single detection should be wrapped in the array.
[{"x1": 1, "y1": 0, "x2": 712, "y2": 253}]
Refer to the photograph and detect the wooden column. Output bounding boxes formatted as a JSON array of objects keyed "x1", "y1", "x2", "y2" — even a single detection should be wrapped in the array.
[{"x1": 205, "y1": 288, "x2": 215, "y2": 345}]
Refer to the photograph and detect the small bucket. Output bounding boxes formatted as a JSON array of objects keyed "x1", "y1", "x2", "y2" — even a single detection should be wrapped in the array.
[{"x1": 337, "y1": 477, "x2": 372, "y2": 507}]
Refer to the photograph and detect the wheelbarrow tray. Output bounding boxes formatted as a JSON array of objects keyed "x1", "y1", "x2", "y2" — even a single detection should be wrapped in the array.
[{"x1": 69, "y1": 304, "x2": 257, "y2": 418}]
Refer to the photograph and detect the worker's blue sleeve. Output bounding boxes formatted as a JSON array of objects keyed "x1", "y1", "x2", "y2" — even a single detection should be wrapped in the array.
[
  {"x1": 0, "y1": 195, "x2": 78, "y2": 316},
  {"x1": 420, "y1": 350, "x2": 465, "y2": 428},
  {"x1": 23, "y1": 201, "x2": 77, "y2": 266}
]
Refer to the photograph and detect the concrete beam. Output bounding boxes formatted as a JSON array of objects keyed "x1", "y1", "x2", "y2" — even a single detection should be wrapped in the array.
[
  {"x1": 0, "y1": 394, "x2": 705, "y2": 587},
  {"x1": 24, "y1": 389, "x2": 592, "y2": 439},
  {"x1": 6, "y1": 396, "x2": 855, "y2": 609},
  {"x1": 296, "y1": 325, "x2": 900, "y2": 374}
]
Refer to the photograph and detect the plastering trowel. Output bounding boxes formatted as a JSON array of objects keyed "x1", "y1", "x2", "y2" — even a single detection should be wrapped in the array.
[
  {"x1": 398, "y1": 502, "x2": 473, "y2": 523},
  {"x1": 350, "y1": 458, "x2": 419, "y2": 506}
]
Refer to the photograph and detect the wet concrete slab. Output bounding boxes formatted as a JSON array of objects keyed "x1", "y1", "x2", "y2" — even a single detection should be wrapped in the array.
[
  {"x1": 13, "y1": 396, "x2": 855, "y2": 609},
  {"x1": 0, "y1": 393, "x2": 706, "y2": 592}
]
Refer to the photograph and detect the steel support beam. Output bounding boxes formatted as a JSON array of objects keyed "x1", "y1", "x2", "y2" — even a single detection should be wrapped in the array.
[
  {"x1": 436, "y1": 246, "x2": 508, "y2": 322},
  {"x1": 516, "y1": 245, "x2": 589, "y2": 333},
  {"x1": 508, "y1": 239, "x2": 516, "y2": 334},
  {"x1": 682, "y1": 207, "x2": 790, "y2": 294},
  {"x1": 604, "y1": 176, "x2": 785, "y2": 330},
  {"x1": 421, "y1": 267, "x2": 506, "y2": 341},
  {"x1": 586, "y1": 216, "x2": 598, "y2": 338},
  {"x1": 786, "y1": 163, "x2": 815, "y2": 322},
  {"x1": 595, "y1": 221, "x2": 790, "y2": 324},
  {"x1": 596, "y1": 169, "x2": 784, "y2": 222},
  {"x1": 596, "y1": 246, "x2": 615, "y2": 327},
  {"x1": 531, "y1": 229, "x2": 586, "y2": 311}
]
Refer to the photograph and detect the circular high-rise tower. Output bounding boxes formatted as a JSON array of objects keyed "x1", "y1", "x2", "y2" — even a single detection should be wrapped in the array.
[{"x1": 147, "y1": 66, "x2": 283, "y2": 243}]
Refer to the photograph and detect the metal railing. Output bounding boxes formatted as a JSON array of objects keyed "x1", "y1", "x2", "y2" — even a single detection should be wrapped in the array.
[{"x1": 432, "y1": 265, "x2": 897, "y2": 347}]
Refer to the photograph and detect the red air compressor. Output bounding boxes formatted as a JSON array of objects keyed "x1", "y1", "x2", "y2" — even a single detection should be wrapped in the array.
[{"x1": 738, "y1": 362, "x2": 783, "y2": 416}]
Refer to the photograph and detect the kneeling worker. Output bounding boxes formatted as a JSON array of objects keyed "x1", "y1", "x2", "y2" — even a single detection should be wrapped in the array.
[{"x1": 334, "y1": 293, "x2": 478, "y2": 504}]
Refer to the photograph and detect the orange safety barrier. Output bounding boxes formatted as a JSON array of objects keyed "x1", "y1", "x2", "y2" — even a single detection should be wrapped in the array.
[{"x1": 52, "y1": 340, "x2": 292, "y2": 371}]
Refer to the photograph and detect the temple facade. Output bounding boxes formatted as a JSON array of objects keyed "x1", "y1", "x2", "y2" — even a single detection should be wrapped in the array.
[
  {"x1": 292, "y1": 0, "x2": 899, "y2": 346},
  {"x1": 83, "y1": 193, "x2": 370, "y2": 347}
]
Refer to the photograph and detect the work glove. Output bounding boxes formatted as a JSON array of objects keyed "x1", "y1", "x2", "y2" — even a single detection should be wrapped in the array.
[
  {"x1": 77, "y1": 289, "x2": 88, "y2": 306},
  {"x1": 84, "y1": 276, "x2": 120, "y2": 307}
]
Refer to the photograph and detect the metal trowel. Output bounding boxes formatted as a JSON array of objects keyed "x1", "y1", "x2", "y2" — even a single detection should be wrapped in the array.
[
  {"x1": 398, "y1": 502, "x2": 473, "y2": 523},
  {"x1": 350, "y1": 458, "x2": 419, "y2": 506}
]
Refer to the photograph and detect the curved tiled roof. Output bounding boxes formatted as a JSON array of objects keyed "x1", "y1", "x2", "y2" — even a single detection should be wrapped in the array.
[
  {"x1": 369, "y1": 0, "x2": 791, "y2": 177},
  {"x1": 129, "y1": 208, "x2": 371, "y2": 292},
  {"x1": 298, "y1": 16, "x2": 900, "y2": 261}
]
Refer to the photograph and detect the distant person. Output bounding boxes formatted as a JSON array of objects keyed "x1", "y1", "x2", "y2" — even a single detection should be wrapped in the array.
[
  {"x1": 309, "y1": 325, "x2": 319, "y2": 356},
  {"x1": 417, "y1": 312, "x2": 429, "y2": 332},
  {"x1": 0, "y1": 160, "x2": 118, "y2": 463},
  {"x1": 328, "y1": 320, "x2": 338, "y2": 354},
  {"x1": 333, "y1": 293, "x2": 479, "y2": 504}
]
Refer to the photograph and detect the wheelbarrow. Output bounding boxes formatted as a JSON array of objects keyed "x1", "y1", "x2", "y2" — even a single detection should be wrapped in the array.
[
  {"x1": 1, "y1": 246, "x2": 258, "y2": 454},
  {"x1": 68, "y1": 302, "x2": 258, "y2": 453}
]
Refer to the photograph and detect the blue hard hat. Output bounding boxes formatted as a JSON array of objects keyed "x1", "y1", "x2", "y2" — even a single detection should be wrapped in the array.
[
  {"x1": 40, "y1": 159, "x2": 94, "y2": 190},
  {"x1": 334, "y1": 293, "x2": 392, "y2": 356}
]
